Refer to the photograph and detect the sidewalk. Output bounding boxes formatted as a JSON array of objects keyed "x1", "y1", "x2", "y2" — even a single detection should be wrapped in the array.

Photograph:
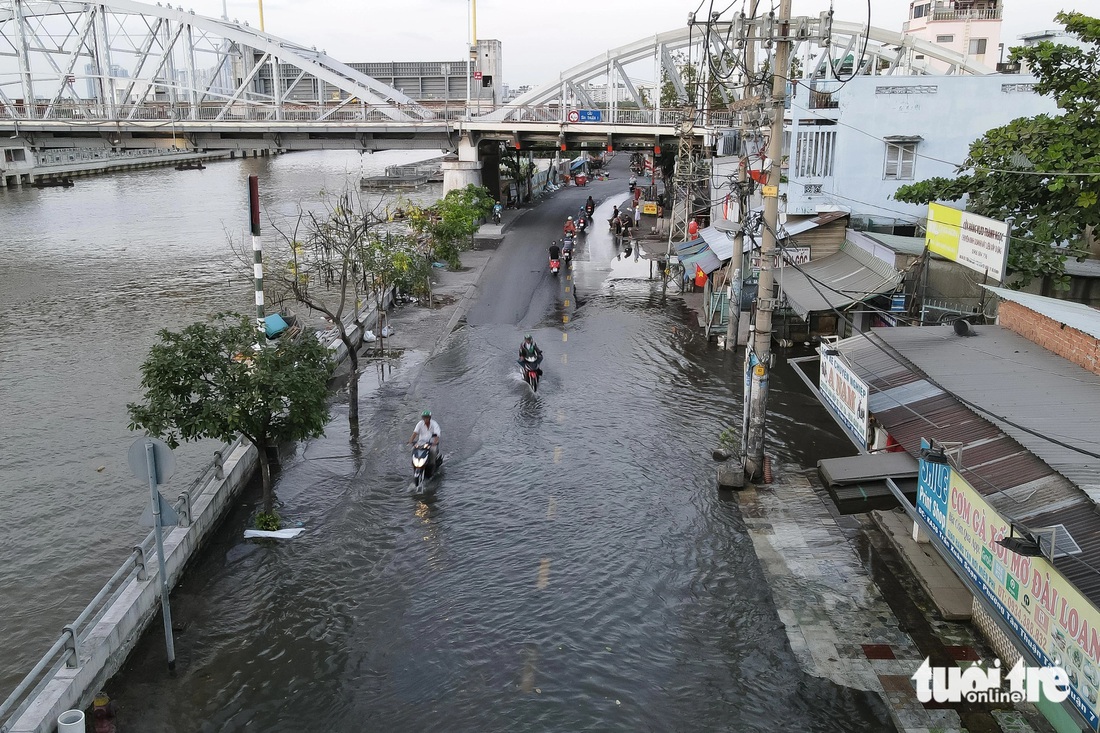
[{"x1": 736, "y1": 466, "x2": 1045, "y2": 733}]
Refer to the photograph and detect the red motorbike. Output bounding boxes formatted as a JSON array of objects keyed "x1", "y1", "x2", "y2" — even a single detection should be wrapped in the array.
[{"x1": 549, "y1": 245, "x2": 561, "y2": 275}]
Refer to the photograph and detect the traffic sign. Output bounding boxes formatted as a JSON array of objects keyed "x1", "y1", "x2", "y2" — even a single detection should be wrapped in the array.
[
  {"x1": 567, "y1": 110, "x2": 602, "y2": 123},
  {"x1": 473, "y1": 71, "x2": 482, "y2": 80},
  {"x1": 127, "y1": 437, "x2": 176, "y2": 485}
]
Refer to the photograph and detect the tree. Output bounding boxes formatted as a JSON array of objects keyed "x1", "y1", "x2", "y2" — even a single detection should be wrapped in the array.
[
  {"x1": 269, "y1": 191, "x2": 388, "y2": 437},
  {"x1": 405, "y1": 184, "x2": 495, "y2": 268},
  {"x1": 128, "y1": 314, "x2": 333, "y2": 522},
  {"x1": 894, "y1": 12, "x2": 1100, "y2": 288}
]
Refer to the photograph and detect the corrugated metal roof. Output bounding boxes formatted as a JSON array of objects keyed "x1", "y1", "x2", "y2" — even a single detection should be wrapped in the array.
[
  {"x1": 833, "y1": 325, "x2": 1100, "y2": 605},
  {"x1": 986, "y1": 286, "x2": 1100, "y2": 341},
  {"x1": 863, "y1": 232, "x2": 927, "y2": 257},
  {"x1": 699, "y1": 226, "x2": 735, "y2": 261},
  {"x1": 783, "y1": 210, "x2": 850, "y2": 238},
  {"x1": 681, "y1": 248, "x2": 723, "y2": 275},
  {"x1": 776, "y1": 240, "x2": 902, "y2": 319}
]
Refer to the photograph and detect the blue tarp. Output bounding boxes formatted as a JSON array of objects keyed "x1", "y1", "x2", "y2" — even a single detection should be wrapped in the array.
[
  {"x1": 570, "y1": 158, "x2": 587, "y2": 171},
  {"x1": 264, "y1": 313, "x2": 289, "y2": 338}
]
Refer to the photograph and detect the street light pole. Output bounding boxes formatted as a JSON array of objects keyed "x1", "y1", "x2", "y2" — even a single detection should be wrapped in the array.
[{"x1": 744, "y1": 0, "x2": 791, "y2": 480}]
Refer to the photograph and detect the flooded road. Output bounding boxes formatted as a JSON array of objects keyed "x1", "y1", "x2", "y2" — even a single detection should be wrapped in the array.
[
  {"x1": 0, "y1": 150, "x2": 443, "y2": 693},
  {"x1": 107, "y1": 174, "x2": 891, "y2": 731}
]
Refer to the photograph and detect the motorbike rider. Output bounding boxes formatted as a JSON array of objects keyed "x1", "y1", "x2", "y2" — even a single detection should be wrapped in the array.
[
  {"x1": 585, "y1": 196, "x2": 595, "y2": 216},
  {"x1": 563, "y1": 216, "x2": 576, "y2": 235},
  {"x1": 518, "y1": 334, "x2": 543, "y2": 373},
  {"x1": 492, "y1": 199, "x2": 503, "y2": 222},
  {"x1": 629, "y1": 174, "x2": 637, "y2": 192},
  {"x1": 549, "y1": 242, "x2": 561, "y2": 261},
  {"x1": 408, "y1": 409, "x2": 441, "y2": 466}
]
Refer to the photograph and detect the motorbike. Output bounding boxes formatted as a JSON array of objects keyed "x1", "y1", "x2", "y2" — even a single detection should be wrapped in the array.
[
  {"x1": 520, "y1": 355, "x2": 541, "y2": 392},
  {"x1": 576, "y1": 216, "x2": 587, "y2": 234},
  {"x1": 549, "y1": 252, "x2": 561, "y2": 275},
  {"x1": 492, "y1": 205, "x2": 502, "y2": 225},
  {"x1": 411, "y1": 441, "x2": 442, "y2": 492},
  {"x1": 562, "y1": 236, "x2": 575, "y2": 267}
]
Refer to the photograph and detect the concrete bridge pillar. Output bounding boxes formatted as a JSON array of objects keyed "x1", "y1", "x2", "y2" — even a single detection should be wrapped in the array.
[{"x1": 442, "y1": 135, "x2": 482, "y2": 193}]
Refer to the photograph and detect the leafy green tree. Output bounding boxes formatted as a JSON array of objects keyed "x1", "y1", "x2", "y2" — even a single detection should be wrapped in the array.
[
  {"x1": 128, "y1": 314, "x2": 333, "y2": 520},
  {"x1": 894, "y1": 12, "x2": 1100, "y2": 288},
  {"x1": 406, "y1": 184, "x2": 495, "y2": 268}
]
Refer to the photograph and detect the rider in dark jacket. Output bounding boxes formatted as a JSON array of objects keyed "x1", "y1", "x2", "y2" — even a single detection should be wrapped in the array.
[{"x1": 518, "y1": 334, "x2": 543, "y2": 372}]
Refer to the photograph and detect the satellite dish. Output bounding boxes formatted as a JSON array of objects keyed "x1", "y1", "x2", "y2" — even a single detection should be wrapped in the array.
[{"x1": 953, "y1": 319, "x2": 975, "y2": 337}]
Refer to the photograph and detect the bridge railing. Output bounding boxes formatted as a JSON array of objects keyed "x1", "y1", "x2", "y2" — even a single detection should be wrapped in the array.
[
  {"x1": 0, "y1": 439, "x2": 243, "y2": 732},
  {"x1": 2, "y1": 100, "x2": 733, "y2": 131}
]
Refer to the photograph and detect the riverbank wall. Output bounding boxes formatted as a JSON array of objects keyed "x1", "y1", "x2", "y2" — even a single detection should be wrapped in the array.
[
  {"x1": 1, "y1": 149, "x2": 237, "y2": 188},
  {"x1": 0, "y1": 292, "x2": 381, "y2": 733}
]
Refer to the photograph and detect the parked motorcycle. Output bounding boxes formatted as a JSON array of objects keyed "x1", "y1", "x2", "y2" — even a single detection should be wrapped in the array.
[
  {"x1": 520, "y1": 355, "x2": 541, "y2": 392},
  {"x1": 411, "y1": 441, "x2": 442, "y2": 492}
]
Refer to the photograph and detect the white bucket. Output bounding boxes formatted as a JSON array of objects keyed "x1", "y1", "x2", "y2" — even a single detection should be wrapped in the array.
[{"x1": 57, "y1": 709, "x2": 85, "y2": 732}]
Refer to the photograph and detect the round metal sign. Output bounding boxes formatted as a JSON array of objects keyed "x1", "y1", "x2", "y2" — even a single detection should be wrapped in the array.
[
  {"x1": 127, "y1": 437, "x2": 176, "y2": 485},
  {"x1": 567, "y1": 110, "x2": 580, "y2": 123}
]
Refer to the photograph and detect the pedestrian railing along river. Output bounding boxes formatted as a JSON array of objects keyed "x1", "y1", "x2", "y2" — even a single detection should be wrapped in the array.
[
  {"x1": 33, "y1": 147, "x2": 203, "y2": 167},
  {"x1": 0, "y1": 436, "x2": 245, "y2": 733}
]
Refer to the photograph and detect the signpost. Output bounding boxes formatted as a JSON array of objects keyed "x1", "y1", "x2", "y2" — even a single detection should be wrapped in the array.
[{"x1": 127, "y1": 437, "x2": 178, "y2": 670}]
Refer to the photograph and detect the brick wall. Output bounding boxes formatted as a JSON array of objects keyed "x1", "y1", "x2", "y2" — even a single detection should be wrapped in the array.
[{"x1": 999, "y1": 299, "x2": 1100, "y2": 376}]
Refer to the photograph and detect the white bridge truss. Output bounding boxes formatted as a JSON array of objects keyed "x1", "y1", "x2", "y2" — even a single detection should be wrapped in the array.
[
  {"x1": 0, "y1": 0, "x2": 434, "y2": 122},
  {"x1": 486, "y1": 18, "x2": 994, "y2": 123}
]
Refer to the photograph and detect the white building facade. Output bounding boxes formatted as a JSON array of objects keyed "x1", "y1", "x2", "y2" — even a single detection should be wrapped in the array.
[
  {"x1": 903, "y1": 0, "x2": 1004, "y2": 72},
  {"x1": 783, "y1": 74, "x2": 1058, "y2": 232}
]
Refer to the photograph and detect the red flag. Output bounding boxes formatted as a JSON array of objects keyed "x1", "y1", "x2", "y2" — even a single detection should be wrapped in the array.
[{"x1": 695, "y1": 265, "x2": 708, "y2": 288}]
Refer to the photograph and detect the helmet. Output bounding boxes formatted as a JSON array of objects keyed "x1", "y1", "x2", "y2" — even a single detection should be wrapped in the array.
[
  {"x1": 524, "y1": 334, "x2": 532, "y2": 341},
  {"x1": 567, "y1": 216, "x2": 573, "y2": 221},
  {"x1": 421, "y1": 409, "x2": 431, "y2": 417}
]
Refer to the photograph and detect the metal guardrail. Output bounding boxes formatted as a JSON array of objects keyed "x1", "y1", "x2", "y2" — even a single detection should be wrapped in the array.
[
  {"x1": 33, "y1": 147, "x2": 200, "y2": 167},
  {"x1": 0, "y1": 435, "x2": 244, "y2": 732},
  {"x1": 0, "y1": 101, "x2": 734, "y2": 129}
]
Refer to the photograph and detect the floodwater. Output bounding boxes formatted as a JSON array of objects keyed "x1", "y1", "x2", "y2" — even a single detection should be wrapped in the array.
[
  {"x1": 102, "y1": 181, "x2": 890, "y2": 731},
  {"x1": 0, "y1": 149, "x2": 444, "y2": 695}
]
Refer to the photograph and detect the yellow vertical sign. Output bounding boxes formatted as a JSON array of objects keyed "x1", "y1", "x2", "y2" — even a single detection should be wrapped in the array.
[{"x1": 926, "y1": 202, "x2": 962, "y2": 261}]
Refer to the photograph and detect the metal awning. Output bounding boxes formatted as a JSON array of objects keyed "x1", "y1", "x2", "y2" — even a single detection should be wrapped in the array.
[
  {"x1": 818, "y1": 452, "x2": 919, "y2": 514},
  {"x1": 698, "y1": 226, "x2": 735, "y2": 260},
  {"x1": 776, "y1": 240, "x2": 901, "y2": 319},
  {"x1": 681, "y1": 248, "x2": 723, "y2": 275}
]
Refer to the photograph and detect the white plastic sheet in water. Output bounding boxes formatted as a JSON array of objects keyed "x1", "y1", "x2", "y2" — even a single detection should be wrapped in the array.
[{"x1": 243, "y1": 528, "x2": 305, "y2": 540}]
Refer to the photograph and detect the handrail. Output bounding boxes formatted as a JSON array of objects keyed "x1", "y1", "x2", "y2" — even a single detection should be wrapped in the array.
[{"x1": 0, "y1": 435, "x2": 243, "y2": 731}]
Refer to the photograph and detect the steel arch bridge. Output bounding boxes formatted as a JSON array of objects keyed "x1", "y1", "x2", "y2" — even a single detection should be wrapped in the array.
[
  {"x1": 484, "y1": 18, "x2": 994, "y2": 123},
  {"x1": 0, "y1": 0, "x2": 433, "y2": 122},
  {"x1": 0, "y1": 0, "x2": 997, "y2": 144}
]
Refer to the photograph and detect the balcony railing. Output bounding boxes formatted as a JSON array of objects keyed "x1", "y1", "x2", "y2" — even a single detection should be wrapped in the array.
[{"x1": 931, "y1": 7, "x2": 1002, "y2": 21}]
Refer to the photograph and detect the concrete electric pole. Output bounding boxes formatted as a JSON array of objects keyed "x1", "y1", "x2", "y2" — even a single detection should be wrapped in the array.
[{"x1": 743, "y1": 0, "x2": 791, "y2": 480}]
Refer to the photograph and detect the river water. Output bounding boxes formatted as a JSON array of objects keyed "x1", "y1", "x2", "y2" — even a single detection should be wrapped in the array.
[
  {"x1": 101, "y1": 178, "x2": 889, "y2": 730},
  {"x1": 0, "y1": 149, "x2": 444, "y2": 695}
]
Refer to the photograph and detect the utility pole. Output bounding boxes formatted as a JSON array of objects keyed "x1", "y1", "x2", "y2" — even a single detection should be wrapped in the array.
[
  {"x1": 743, "y1": 0, "x2": 791, "y2": 480},
  {"x1": 725, "y1": 0, "x2": 761, "y2": 351}
]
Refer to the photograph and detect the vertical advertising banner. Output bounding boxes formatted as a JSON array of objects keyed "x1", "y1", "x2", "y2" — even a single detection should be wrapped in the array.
[
  {"x1": 818, "y1": 348, "x2": 869, "y2": 449},
  {"x1": 925, "y1": 203, "x2": 1009, "y2": 282},
  {"x1": 917, "y1": 459, "x2": 1100, "y2": 729}
]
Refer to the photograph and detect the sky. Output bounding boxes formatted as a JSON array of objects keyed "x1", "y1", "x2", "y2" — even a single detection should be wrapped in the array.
[{"x1": 198, "y1": 0, "x2": 1099, "y2": 87}]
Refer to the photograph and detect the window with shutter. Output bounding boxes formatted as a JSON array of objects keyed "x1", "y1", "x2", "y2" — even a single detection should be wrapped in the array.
[{"x1": 884, "y1": 142, "x2": 917, "y2": 180}]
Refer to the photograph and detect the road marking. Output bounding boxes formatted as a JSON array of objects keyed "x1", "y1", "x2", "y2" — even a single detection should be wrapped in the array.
[
  {"x1": 566, "y1": 274, "x2": 572, "y2": 282},
  {"x1": 561, "y1": 353, "x2": 568, "y2": 365},
  {"x1": 547, "y1": 497, "x2": 557, "y2": 519},
  {"x1": 553, "y1": 446, "x2": 563, "y2": 463},
  {"x1": 536, "y1": 558, "x2": 551, "y2": 589},
  {"x1": 564, "y1": 300, "x2": 570, "y2": 307},
  {"x1": 562, "y1": 333, "x2": 568, "y2": 342},
  {"x1": 563, "y1": 315, "x2": 570, "y2": 324}
]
